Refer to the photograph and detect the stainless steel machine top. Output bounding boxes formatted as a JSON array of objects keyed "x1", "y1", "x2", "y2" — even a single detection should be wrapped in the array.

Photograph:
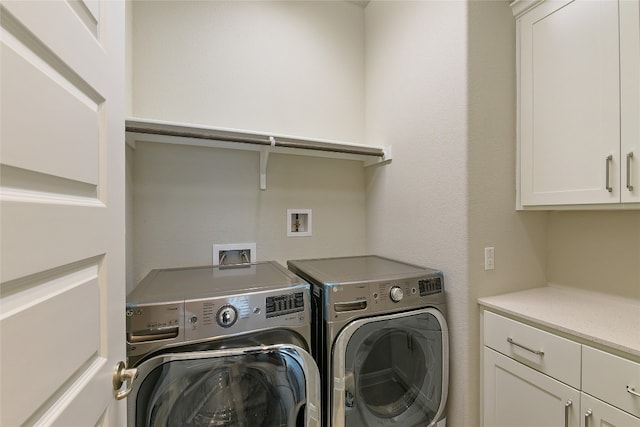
[
  {"x1": 126, "y1": 262, "x2": 310, "y2": 364},
  {"x1": 288, "y1": 255, "x2": 444, "y2": 320},
  {"x1": 287, "y1": 255, "x2": 441, "y2": 284},
  {"x1": 128, "y1": 261, "x2": 306, "y2": 303}
]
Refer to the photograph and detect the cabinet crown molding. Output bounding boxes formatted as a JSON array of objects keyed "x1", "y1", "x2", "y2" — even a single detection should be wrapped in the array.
[{"x1": 510, "y1": 0, "x2": 545, "y2": 18}]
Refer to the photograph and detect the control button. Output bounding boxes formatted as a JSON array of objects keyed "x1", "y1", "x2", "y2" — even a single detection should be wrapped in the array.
[
  {"x1": 373, "y1": 292, "x2": 378, "y2": 299},
  {"x1": 189, "y1": 316, "x2": 198, "y2": 324},
  {"x1": 217, "y1": 305, "x2": 238, "y2": 328},
  {"x1": 253, "y1": 307, "x2": 261, "y2": 315},
  {"x1": 389, "y1": 286, "x2": 404, "y2": 303}
]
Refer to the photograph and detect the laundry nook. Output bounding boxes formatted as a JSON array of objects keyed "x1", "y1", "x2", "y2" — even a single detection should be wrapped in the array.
[{"x1": 1, "y1": 1, "x2": 638, "y2": 426}]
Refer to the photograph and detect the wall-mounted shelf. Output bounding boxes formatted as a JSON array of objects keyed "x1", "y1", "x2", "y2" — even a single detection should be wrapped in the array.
[{"x1": 125, "y1": 117, "x2": 391, "y2": 190}]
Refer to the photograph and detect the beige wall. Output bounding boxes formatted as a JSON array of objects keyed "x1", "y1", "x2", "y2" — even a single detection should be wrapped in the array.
[
  {"x1": 467, "y1": 1, "x2": 549, "y2": 423},
  {"x1": 128, "y1": 1, "x2": 368, "y2": 291},
  {"x1": 364, "y1": 2, "x2": 472, "y2": 425},
  {"x1": 132, "y1": 0, "x2": 365, "y2": 143},
  {"x1": 131, "y1": 142, "x2": 366, "y2": 289},
  {"x1": 364, "y1": 1, "x2": 553, "y2": 424},
  {"x1": 547, "y1": 211, "x2": 640, "y2": 299}
]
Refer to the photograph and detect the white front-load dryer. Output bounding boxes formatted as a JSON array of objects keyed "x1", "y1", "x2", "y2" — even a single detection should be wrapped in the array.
[{"x1": 287, "y1": 255, "x2": 449, "y2": 427}]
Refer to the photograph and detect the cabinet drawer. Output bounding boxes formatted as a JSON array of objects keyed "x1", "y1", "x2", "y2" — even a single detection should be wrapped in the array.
[
  {"x1": 582, "y1": 346, "x2": 640, "y2": 417},
  {"x1": 484, "y1": 311, "x2": 581, "y2": 388}
]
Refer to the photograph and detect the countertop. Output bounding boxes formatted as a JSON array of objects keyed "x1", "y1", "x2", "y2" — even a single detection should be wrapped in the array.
[{"x1": 478, "y1": 285, "x2": 640, "y2": 358}]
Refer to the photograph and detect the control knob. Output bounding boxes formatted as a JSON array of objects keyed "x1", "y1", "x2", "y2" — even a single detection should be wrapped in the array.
[
  {"x1": 389, "y1": 286, "x2": 404, "y2": 303},
  {"x1": 217, "y1": 305, "x2": 238, "y2": 328}
]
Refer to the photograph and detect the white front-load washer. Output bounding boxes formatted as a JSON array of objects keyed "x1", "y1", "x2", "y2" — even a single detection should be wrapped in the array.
[{"x1": 287, "y1": 255, "x2": 449, "y2": 427}]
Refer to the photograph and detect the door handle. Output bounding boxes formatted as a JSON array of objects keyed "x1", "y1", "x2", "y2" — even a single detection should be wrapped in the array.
[
  {"x1": 627, "y1": 152, "x2": 634, "y2": 191},
  {"x1": 507, "y1": 337, "x2": 544, "y2": 356},
  {"x1": 627, "y1": 385, "x2": 640, "y2": 398},
  {"x1": 584, "y1": 408, "x2": 593, "y2": 427},
  {"x1": 564, "y1": 399, "x2": 572, "y2": 427},
  {"x1": 113, "y1": 361, "x2": 138, "y2": 400},
  {"x1": 605, "y1": 155, "x2": 613, "y2": 192}
]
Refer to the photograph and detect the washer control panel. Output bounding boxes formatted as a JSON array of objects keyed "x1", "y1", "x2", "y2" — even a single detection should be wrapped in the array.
[{"x1": 184, "y1": 286, "x2": 309, "y2": 341}]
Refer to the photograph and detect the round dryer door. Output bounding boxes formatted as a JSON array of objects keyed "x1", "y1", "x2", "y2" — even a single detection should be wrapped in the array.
[{"x1": 332, "y1": 308, "x2": 448, "y2": 427}]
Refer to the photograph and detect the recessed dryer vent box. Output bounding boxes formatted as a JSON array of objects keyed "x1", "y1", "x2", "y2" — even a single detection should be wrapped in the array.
[
  {"x1": 213, "y1": 243, "x2": 256, "y2": 266},
  {"x1": 287, "y1": 209, "x2": 312, "y2": 237}
]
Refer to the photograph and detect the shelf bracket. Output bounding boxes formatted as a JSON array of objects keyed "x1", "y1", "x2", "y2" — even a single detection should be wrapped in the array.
[
  {"x1": 259, "y1": 139, "x2": 275, "y2": 190},
  {"x1": 259, "y1": 149, "x2": 269, "y2": 190}
]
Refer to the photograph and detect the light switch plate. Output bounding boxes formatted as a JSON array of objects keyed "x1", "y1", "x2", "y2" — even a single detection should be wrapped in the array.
[{"x1": 484, "y1": 247, "x2": 495, "y2": 270}]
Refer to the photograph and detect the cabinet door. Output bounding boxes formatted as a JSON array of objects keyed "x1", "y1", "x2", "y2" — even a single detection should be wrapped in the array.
[
  {"x1": 519, "y1": 0, "x2": 621, "y2": 206},
  {"x1": 484, "y1": 347, "x2": 580, "y2": 427},
  {"x1": 580, "y1": 393, "x2": 640, "y2": 427},
  {"x1": 620, "y1": 0, "x2": 640, "y2": 203}
]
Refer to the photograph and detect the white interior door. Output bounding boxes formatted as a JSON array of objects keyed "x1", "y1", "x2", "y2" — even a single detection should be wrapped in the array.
[{"x1": 1, "y1": 1, "x2": 125, "y2": 426}]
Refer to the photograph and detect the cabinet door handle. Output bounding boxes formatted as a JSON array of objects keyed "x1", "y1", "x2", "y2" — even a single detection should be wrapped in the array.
[
  {"x1": 584, "y1": 409, "x2": 593, "y2": 427},
  {"x1": 506, "y1": 337, "x2": 544, "y2": 356},
  {"x1": 627, "y1": 385, "x2": 640, "y2": 398},
  {"x1": 564, "y1": 399, "x2": 572, "y2": 427},
  {"x1": 627, "y1": 152, "x2": 634, "y2": 191},
  {"x1": 606, "y1": 154, "x2": 613, "y2": 192}
]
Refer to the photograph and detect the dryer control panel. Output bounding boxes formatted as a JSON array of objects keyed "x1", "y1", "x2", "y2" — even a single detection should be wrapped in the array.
[{"x1": 326, "y1": 273, "x2": 445, "y2": 321}]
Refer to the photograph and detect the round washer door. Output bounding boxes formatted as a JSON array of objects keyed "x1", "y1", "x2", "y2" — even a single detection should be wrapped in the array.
[
  {"x1": 129, "y1": 345, "x2": 320, "y2": 427},
  {"x1": 332, "y1": 308, "x2": 448, "y2": 427}
]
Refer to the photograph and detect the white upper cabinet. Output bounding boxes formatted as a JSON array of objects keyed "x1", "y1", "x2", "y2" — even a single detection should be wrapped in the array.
[
  {"x1": 514, "y1": 0, "x2": 640, "y2": 208},
  {"x1": 620, "y1": 0, "x2": 640, "y2": 204}
]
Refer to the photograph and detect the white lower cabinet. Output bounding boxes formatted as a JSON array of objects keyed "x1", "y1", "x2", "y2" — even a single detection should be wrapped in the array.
[
  {"x1": 482, "y1": 311, "x2": 640, "y2": 427},
  {"x1": 483, "y1": 347, "x2": 580, "y2": 427},
  {"x1": 580, "y1": 393, "x2": 640, "y2": 427}
]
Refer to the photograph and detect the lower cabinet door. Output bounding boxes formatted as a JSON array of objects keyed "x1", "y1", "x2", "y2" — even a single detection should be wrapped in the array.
[
  {"x1": 484, "y1": 347, "x2": 580, "y2": 427},
  {"x1": 580, "y1": 393, "x2": 640, "y2": 427}
]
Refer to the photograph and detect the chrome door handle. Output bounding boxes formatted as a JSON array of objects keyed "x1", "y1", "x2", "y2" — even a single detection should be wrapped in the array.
[
  {"x1": 564, "y1": 399, "x2": 572, "y2": 427},
  {"x1": 627, "y1": 385, "x2": 640, "y2": 398},
  {"x1": 606, "y1": 154, "x2": 613, "y2": 192},
  {"x1": 584, "y1": 408, "x2": 593, "y2": 427},
  {"x1": 113, "y1": 361, "x2": 138, "y2": 400},
  {"x1": 507, "y1": 337, "x2": 545, "y2": 356},
  {"x1": 627, "y1": 152, "x2": 634, "y2": 191}
]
